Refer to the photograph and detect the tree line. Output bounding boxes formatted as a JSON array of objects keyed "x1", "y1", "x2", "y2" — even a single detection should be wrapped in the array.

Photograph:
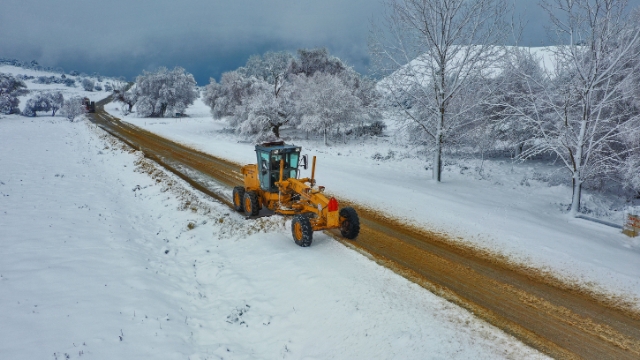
[
  {"x1": 7, "y1": 0, "x2": 629, "y2": 216},
  {"x1": 371, "y1": 0, "x2": 640, "y2": 215}
]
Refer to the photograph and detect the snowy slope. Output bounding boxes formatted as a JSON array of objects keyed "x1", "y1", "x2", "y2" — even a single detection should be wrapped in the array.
[
  {"x1": 0, "y1": 64, "x2": 123, "y2": 113},
  {"x1": 378, "y1": 46, "x2": 559, "y2": 93},
  {"x1": 105, "y1": 98, "x2": 640, "y2": 307},
  {"x1": 0, "y1": 115, "x2": 547, "y2": 356}
]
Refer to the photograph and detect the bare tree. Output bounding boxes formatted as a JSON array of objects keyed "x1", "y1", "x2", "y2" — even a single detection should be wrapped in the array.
[
  {"x1": 495, "y1": 0, "x2": 640, "y2": 216},
  {"x1": 371, "y1": 0, "x2": 509, "y2": 181}
]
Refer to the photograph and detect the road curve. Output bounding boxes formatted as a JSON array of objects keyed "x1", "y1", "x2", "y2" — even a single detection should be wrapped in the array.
[{"x1": 88, "y1": 99, "x2": 640, "y2": 359}]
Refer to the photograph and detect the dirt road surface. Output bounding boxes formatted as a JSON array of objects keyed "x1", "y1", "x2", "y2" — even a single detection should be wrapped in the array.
[{"x1": 89, "y1": 98, "x2": 640, "y2": 359}]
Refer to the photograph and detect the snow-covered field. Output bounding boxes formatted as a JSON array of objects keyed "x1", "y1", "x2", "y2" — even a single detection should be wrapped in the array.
[
  {"x1": 0, "y1": 77, "x2": 547, "y2": 357},
  {"x1": 0, "y1": 64, "x2": 121, "y2": 113},
  {"x1": 105, "y1": 98, "x2": 640, "y2": 308}
]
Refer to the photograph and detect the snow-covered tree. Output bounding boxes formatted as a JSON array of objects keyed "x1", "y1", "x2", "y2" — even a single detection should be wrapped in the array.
[
  {"x1": 371, "y1": 0, "x2": 509, "y2": 182},
  {"x1": 289, "y1": 48, "x2": 346, "y2": 77},
  {"x1": 23, "y1": 92, "x2": 64, "y2": 117},
  {"x1": 201, "y1": 77, "x2": 223, "y2": 114},
  {"x1": 113, "y1": 84, "x2": 137, "y2": 115},
  {"x1": 295, "y1": 73, "x2": 361, "y2": 145},
  {"x1": 61, "y1": 96, "x2": 87, "y2": 121},
  {"x1": 495, "y1": 0, "x2": 640, "y2": 216},
  {"x1": 203, "y1": 71, "x2": 259, "y2": 119},
  {"x1": 82, "y1": 78, "x2": 94, "y2": 91},
  {"x1": 233, "y1": 79, "x2": 295, "y2": 140},
  {"x1": 487, "y1": 48, "x2": 547, "y2": 158},
  {"x1": 240, "y1": 51, "x2": 294, "y2": 83},
  {"x1": 0, "y1": 73, "x2": 28, "y2": 115},
  {"x1": 135, "y1": 67, "x2": 198, "y2": 117},
  {"x1": 204, "y1": 48, "x2": 380, "y2": 142}
]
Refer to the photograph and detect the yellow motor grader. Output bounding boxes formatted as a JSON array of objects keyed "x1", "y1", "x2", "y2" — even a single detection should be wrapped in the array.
[{"x1": 232, "y1": 141, "x2": 359, "y2": 246}]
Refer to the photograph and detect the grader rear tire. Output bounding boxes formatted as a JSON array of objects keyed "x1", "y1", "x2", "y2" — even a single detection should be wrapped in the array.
[
  {"x1": 232, "y1": 186, "x2": 245, "y2": 212},
  {"x1": 291, "y1": 214, "x2": 313, "y2": 247},
  {"x1": 243, "y1": 191, "x2": 259, "y2": 216},
  {"x1": 339, "y1": 207, "x2": 360, "y2": 239}
]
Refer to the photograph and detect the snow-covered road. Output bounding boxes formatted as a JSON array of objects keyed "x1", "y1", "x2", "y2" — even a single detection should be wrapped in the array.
[
  {"x1": 109, "y1": 98, "x2": 640, "y2": 307},
  {"x1": 0, "y1": 116, "x2": 547, "y2": 358}
]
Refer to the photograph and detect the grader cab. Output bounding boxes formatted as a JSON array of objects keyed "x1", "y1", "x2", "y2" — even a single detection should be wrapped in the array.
[{"x1": 232, "y1": 141, "x2": 360, "y2": 246}]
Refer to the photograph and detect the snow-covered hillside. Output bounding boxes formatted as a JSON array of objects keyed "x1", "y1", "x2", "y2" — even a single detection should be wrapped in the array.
[
  {"x1": 106, "y1": 98, "x2": 640, "y2": 308},
  {"x1": 0, "y1": 64, "x2": 124, "y2": 114},
  {"x1": 0, "y1": 93, "x2": 547, "y2": 357},
  {"x1": 377, "y1": 46, "x2": 559, "y2": 94}
]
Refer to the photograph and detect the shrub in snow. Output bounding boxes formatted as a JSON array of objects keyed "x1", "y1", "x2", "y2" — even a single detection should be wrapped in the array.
[
  {"x1": 23, "y1": 92, "x2": 64, "y2": 117},
  {"x1": 94, "y1": 84, "x2": 103, "y2": 91},
  {"x1": 103, "y1": 83, "x2": 112, "y2": 92},
  {"x1": 63, "y1": 78, "x2": 76, "y2": 87},
  {"x1": 134, "y1": 67, "x2": 198, "y2": 118},
  {"x1": 61, "y1": 96, "x2": 87, "y2": 121},
  {"x1": 0, "y1": 73, "x2": 28, "y2": 114},
  {"x1": 347, "y1": 120, "x2": 387, "y2": 137},
  {"x1": 36, "y1": 76, "x2": 53, "y2": 84},
  {"x1": 82, "y1": 78, "x2": 94, "y2": 91}
]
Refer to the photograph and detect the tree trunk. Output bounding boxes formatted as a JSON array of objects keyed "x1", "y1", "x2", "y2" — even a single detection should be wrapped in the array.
[
  {"x1": 570, "y1": 174, "x2": 582, "y2": 217},
  {"x1": 514, "y1": 144, "x2": 523, "y2": 159},
  {"x1": 433, "y1": 107, "x2": 444, "y2": 182},
  {"x1": 272, "y1": 124, "x2": 281, "y2": 138},
  {"x1": 570, "y1": 119, "x2": 588, "y2": 217},
  {"x1": 324, "y1": 127, "x2": 328, "y2": 146}
]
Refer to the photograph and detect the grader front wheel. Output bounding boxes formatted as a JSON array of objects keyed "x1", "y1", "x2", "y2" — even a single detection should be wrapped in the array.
[
  {"x1": 339, "y1": 207, "x2": 360, "y2": 239},
  {"x1": 291, "y1": 214, "x2": 313, "y2": 247}
]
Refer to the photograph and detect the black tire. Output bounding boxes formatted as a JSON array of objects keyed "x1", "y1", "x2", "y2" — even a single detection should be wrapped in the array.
[
  {"x1": 291, "y1": 214, "x2": 313, "y2": 247},
  {"x1": 339, "y1": 207, "x2": 360, "y2": 239},
  {"x1": 232, "y1": 186, "x2": 245, "y2": 212},
  {"x1": 301, "y1": 212, "x2": 316, "y2": 219},
  {"x1": 243, "y1": 191, "x2": 259, "y2": 216}
]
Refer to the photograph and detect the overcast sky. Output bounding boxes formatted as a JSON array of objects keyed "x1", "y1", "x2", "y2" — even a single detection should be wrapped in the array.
[{"x1": 1, "y1": 0, "x2": 639, "y2": 84}]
